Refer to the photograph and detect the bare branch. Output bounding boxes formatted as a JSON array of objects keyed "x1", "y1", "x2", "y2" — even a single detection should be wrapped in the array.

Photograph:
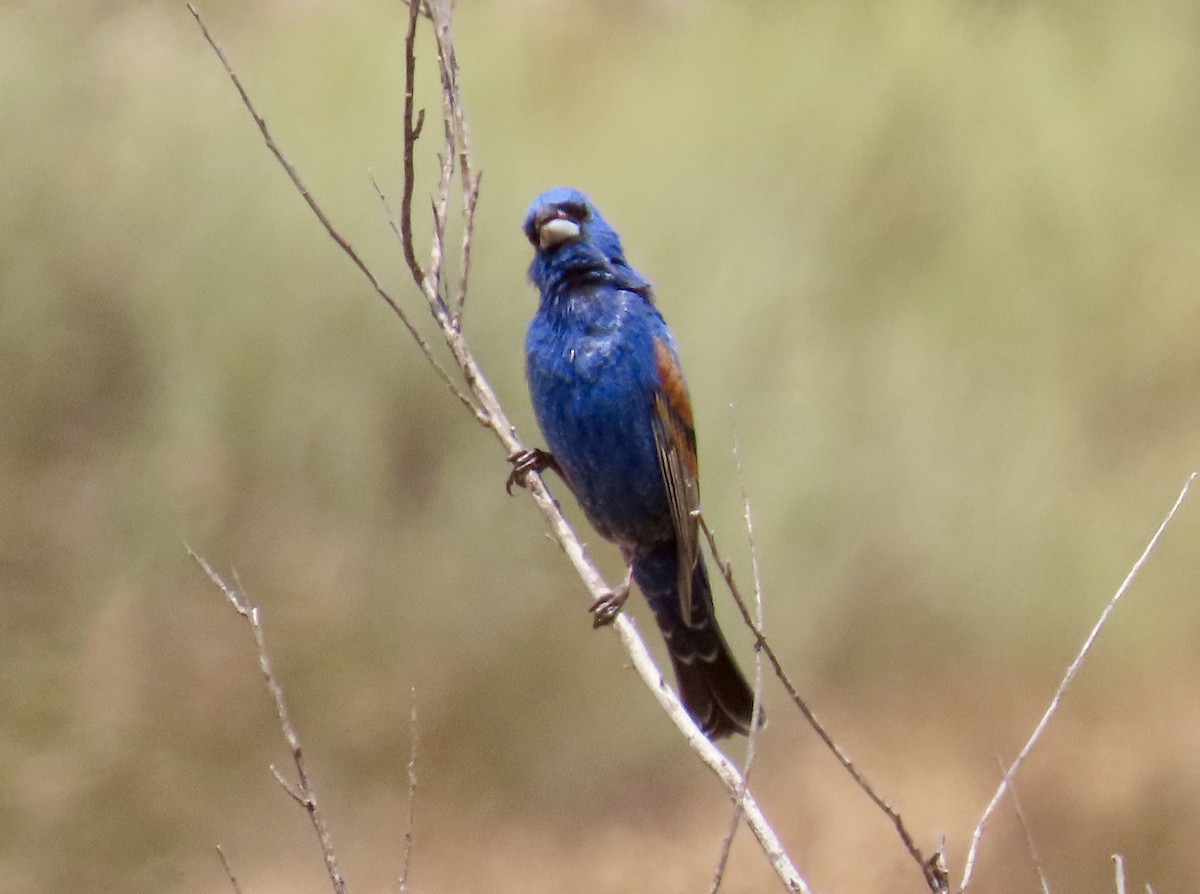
[
  {"x1": 426, "y1": 176, "x2": 452, "y2": 318},
  {"x1": 369, "y1": 170, "x2": 405, "y2": 248},
  {"x1": 451, "y1": 171, "x2": 481, "y2": 330},
  {"x1": 995, "y1": 757, "x2": 1051, "y2": 894},
  {"x1": 429, "y1": 1, "x2": 472, "y2": 187},
  {"x1": 960, "y1": 472, "x2": 1197, "y2": 893},
  {"x1": 398, "y1": 689, "x2": 419, "y2": 894},
  {"x1": 615, "y1": 610, "x2": 812, "y2": 893},
  {"x1": 216, "y1": 845, "x2": 244, "y2": 894},
  {"x1": 1113, "y1": 854, "x2": 1127, "y2": 894},
  {"x1": 188, "y1": 548, "x2": 347, "y2": 894},
  {"x1": 270, "y1": 763, "x2": 306, "y2": 806},
  {"x1": 709, "y1": 414, "x2": 767, "y2": 894},
  {"x1": 698, "y1": 515, "x2": 945, "y2": 892},
  {"x1": 187, "y1": 3, "x2": 484, "y2": 425},
  {"x1": 428, "y1": 0, "x2": 477, "y2": 331},
  {"x1": 193, "y1": 4, "x2": 813, "y2": 891},
  {"x1": 399, "y1": 0, "x2": 426, "y2": 287}
]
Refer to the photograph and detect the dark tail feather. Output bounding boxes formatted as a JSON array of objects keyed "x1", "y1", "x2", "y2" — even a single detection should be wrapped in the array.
[{"x1": 632, "y1": 544, "x2": 760, "y2": 739}]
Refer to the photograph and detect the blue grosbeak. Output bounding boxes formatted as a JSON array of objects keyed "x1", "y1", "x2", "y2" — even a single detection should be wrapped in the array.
[{"x1": 509, "y1": 187, "x2": 756, "y2": 739}]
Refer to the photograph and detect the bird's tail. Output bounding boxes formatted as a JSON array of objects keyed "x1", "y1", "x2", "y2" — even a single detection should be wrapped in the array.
[{"x1": 632, "y1": 544, "x2": 760, "y2": 739}]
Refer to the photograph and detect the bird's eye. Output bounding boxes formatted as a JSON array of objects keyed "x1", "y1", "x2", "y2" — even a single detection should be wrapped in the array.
[{"x1": 561, "y1": 202, "x2": 589, "y2": 222}]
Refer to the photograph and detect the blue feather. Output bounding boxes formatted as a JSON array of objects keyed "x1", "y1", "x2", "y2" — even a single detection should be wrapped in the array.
[{"x1": 520, "y1": 188, "x2": 757, "y2": 739}]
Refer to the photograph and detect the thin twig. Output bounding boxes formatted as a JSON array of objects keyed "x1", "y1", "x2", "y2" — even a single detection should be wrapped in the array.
[
  {"x1": 411, "y1": 9, "x2": 810, "y2": 887},
  {"x1": 399, "y1": 0, "x2": 426, "y2": 287},
  {"x1": 995, "y1": 757, "x2": 1050, "y2": 894},
  {"x1": 271, "y1": 763, "x2": 306, "y2": 805},
  {"x1": 426, "y1": 175, "x2": 452, "y2": 317},
  {"x1": 709, "y1": 415, "x2": 767, "y2": 894},
  {"x1": 616, "y1": 610, "x2": 812, "y2": 893},
  {"x1": 960, "y1": 473, "x2": 1196, "y2": 893},
  {"x1": 187, "y1": 3, "x2": 482, "y2": 425},
  {"x1": 398, "y1": 689, "x2": 419, "y2": 894},
  {"x1": 370, "y1": 170, "x2": 405, "y2": 246},
  {"x1": 1113, "y1": 854, "x2": 1127, "y2": 894},
  {"x1": 429, "y1": 0, "x2": 471, "y2": 186},
  {"x1": 194, "y1": 5, "x2": 812, "y2": 891},
  {"x1": 428, "y1": 0, "x2": 476, "y2": 331},
  {"x1": 698, "y1": 515, "x2": 945, "y2": 892},
  {"x1": 216, "y1": 845, "x2": 244, "y2": 894},
  {"x1": 188, "y1": 548, "x2": 347, "y2": 894},
  {"x1": 451, "y1": 171, "x2": 481, "y2": 330}
]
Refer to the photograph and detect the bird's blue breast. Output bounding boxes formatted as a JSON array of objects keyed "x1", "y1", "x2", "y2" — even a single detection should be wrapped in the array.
[{"x1": 525, "y1": 286, "x2": 674, "y2": 549}]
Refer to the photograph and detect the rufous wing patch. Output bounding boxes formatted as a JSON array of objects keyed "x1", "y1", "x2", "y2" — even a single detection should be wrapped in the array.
[{"x1": 651, "y1": 338, "x2": 701, "y2": 625}]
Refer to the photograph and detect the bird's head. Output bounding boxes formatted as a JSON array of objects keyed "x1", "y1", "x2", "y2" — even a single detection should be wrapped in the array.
[
  {"x1": 524, "y1": 187, "x2": 606, "y2": 250},
  {"x1": 523, "y1": 187, "x2": 650, "y2": 295}
]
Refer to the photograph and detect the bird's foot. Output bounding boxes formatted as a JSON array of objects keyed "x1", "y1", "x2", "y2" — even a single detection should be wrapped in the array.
[
  {"x1": 590, "y1": 570, "x2": 632, "y2": 628},
  {"x1": 505, "y1": 447, "x2": 559, "y2": 495}
]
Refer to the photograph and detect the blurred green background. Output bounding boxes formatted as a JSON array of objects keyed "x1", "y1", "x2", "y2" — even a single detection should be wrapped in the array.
[{"x1": 4, "y1": 0, "x2": 1200, "y2": 891}]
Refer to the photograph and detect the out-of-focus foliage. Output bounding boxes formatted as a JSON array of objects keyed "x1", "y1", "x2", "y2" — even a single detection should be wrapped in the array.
[{"x1": 3, "y1": 0, "x2": 1200, "y2": 891}]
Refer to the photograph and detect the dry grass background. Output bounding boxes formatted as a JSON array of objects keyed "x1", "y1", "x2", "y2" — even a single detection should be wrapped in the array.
[{"x1": 4, "y1": 0, "x2": 1200, "y2": 891}]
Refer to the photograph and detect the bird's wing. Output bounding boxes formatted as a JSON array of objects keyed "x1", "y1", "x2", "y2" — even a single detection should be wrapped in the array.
[{"x1": 650, "y1": 337, "x2": 702, "y2": 626}]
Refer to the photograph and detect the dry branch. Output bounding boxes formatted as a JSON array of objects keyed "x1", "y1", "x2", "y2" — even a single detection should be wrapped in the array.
[
  {"x1": 216, "y1": 844, "x2": 244, "y2": 894},
  {"x1": 191, "y1": 4, "x2": 1200, "y2": 892},
  {"x1": 708, "y1": 422, "x2": 767, "y2": 893},
  {"x1": 995, "y1": 757, "x2": 1051, "y2": 894},
  {"x1": 698, "y1": 513, "x2": 947, "y2": 893},
  {"x1": 190, "y1": 2, "x2": 811, "y2": 892},
  {"x1": 960, "y1": 472, "x2": 1196, "y2": 892},
  {"x1": 398, "y1": 690, "x2": 419, "y2": 893},
  {"x1": 1114, "y1": 853, "x2": 1127, "y2": 894},
  {"x1": 189, "y1": 548, "x2": 346, "y2": 894}
]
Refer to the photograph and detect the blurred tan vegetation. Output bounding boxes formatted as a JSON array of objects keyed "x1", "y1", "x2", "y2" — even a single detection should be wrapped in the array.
[{"x1": 4, "y1": 0, "x2": 1200, "y2": 891}]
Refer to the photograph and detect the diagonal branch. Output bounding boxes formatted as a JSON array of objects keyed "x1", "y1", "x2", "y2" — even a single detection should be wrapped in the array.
[
  {"x1": 188, "y1": 548, "x2": 346, "y2": 894},
  {"x1": 187, "y1": 2, "x2": 482, "y2": 425},
  {"x1": 216, "y1": 845, "x2": 244, "y2": 894},
  {"x1": 399, "y1": 0, "x2": 426, "y2": 288},
  {"x1": 398, "y1": 689, "x2": 419, "y2": 893},
  {"x1": 698, "y1": 514, "x2": 947, "y2": 893},
  {"x1": 709, "y1": 419, "x2": 768, "y2": 893},
  {"x1": 192, "y1": 4, "x2": 812, "y2": 891},
  {"x1": 959, "y1": 472, "x2": 1196, "y2": 892},
  {"x1": 994, "y1": 756, "x2": 1051, "y2": 894}
]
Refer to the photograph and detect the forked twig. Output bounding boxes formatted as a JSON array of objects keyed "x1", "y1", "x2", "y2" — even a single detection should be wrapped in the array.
[
  {"x1": 618, "y1": 610, "x2": 812, "y2": 893},
  {"x1": 709, "y1": 418, "x2": 767, "y2": 893},
  {"x1": 698, "y1": 515, "x2": 946, "y2": 893},
  {"x1": 452, "y1": 171, "x2": 481, "y2": 330},
  {"x1": 995, "y1": 757, "x2": 1051, "y2": 894},
  {"x1": 960, "y1": 473, "x2": 1196, "y2": 892},
  {"x1": 191, "y1": 3, "x2": 812, "y2": 890},
  {"x1": 192, "y1": 5, "x2": 1200, "y2": 889},
  {"x1": 187, "y1": 2, "x2": 482, "y2": 425},
  {"x1": 188, "y1": 548, "x2": 346, "y2": 894}
]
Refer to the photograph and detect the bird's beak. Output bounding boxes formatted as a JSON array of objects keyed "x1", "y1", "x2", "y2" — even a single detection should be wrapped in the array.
[{"x1": 536, "y1": 211, "x2": 582, "y2": 250}]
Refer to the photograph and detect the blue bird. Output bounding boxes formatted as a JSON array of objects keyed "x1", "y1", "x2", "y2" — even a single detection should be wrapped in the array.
[{"x1": 509, "y1": 187, "x2": 757, "y2": 739}]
